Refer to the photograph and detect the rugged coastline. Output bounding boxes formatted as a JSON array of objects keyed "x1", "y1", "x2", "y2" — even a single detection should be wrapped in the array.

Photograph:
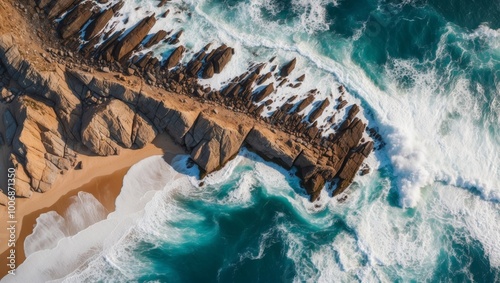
[{"x1": 0, "y1": 0, "x2": 376, "y2": 208}]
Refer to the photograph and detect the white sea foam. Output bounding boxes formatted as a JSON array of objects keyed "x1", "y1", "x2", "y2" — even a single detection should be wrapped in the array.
[{"x1": 24, "y1": 192, "x2": 107, "y2": 257}]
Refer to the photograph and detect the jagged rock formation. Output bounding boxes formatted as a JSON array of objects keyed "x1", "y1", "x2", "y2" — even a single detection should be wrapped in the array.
[
  {"x1": 81, "y1": 99, "x2": 135, "y2": 156},
  {"x1": 0, "y1": 0, "x2": 376, "y2": 203},
  {"x1": 245, "y1": 126, "x2": 301, "y2": 169},
  {"x1": 185, "y1": 113, "x2": 252, "y2": 173},
  {"x1": 113, "y1": 14, "x2": 156, "y2": 61}
]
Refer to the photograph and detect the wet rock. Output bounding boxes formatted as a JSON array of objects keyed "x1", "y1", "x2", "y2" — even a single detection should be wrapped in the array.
[
  {"x1": 165, "y1": 45, "x2": 185, "y2": 69},
  {"x1": 254, "y1": 83, "x2": 274, "y2": 102},
  {"x1": 113, "y1": 14, "x2": 156, "y2": 61},
  {"x1": 280, "y1": 58, "x2": 296, "y2": 77},
  {"x1": 143, "y1": 30, "x2": 168, "y2": 48},
  {"x1": 84, "y1": 7, "x2": 115, "y2": 40},
  {"x1": 58, "y1": 1, "x2": 95, "y2": 39},
  {"x1": 308, "y1": 98, "x2": 330, "y2": 122}
]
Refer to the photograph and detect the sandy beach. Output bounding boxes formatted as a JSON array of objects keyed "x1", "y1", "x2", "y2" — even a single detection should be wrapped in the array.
[{"x1": 0, "y1": 133, "x2": 184, "y2": 277}]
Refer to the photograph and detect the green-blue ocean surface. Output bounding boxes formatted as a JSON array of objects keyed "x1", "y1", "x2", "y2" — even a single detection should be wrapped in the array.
[{"x1": 4, "y1": 0, "x2": 499, "y2": 282}]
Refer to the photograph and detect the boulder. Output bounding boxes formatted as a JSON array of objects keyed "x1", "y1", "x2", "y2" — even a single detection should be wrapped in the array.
[
  {"x1": 113, "y1": 15, "x2": 156, "y2": 61},
  {"x1": 137, "y1": 89, "x2": 198, "y2": 145},
  {"x1": 308, "y1": 98, "x2": 330, "y2": 122},
  {"x1": 304, "y1": 173, "x2": 325, "y2": 201},
  {"x1": 280, "y1": 58, "x2": 296, "y2": 77},
  {"x1": 47, "y1": 0, "x2": 80, "y2": 19},
  {"x1": 212, "y1": 47, "x2": 233, "y2": 73},
  {"x1": 202, "y1": 62, "x2": 215, "y2": 79},
  {"x1": 294, "y1": 95, "x2": 314, "y2": 113},
  {"x1": 333, "y1": 141, "x2": 373, "y2": 196},
  {"x1": 58, "y1": 1, "x2": 95, "y2": 39},
  {"x1": 184, "y1": 113, "x2": 251, "y2": 174},
  {"x1": 143, "y1": 30, "x2": 168, "y2": 48},
  {"x1": 245, "y1": 126, "x2": 302, "y2": 169},
  {"x1": 165, "y1": 46, "x2": 185, "y2": 69},
  {"x1": 84, "y1": 7, "x2": 114, "y2": 40},
  {"x1": 254, "y1": 83, "x2": 274, "y2": 102},
  {"x1": 81, "y1": 99, "x2": 135, "y2": 156}
]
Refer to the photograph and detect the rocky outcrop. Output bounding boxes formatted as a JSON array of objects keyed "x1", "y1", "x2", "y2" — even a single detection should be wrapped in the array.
[
  {"x1": 131, "y1": 112, "x2": 157, "y2": 148},
  {"x1": 84, "y1": 6, "x2": 115, "y2": 40},
  {"x1": 334, "y1": 141, "x2": 373, "y2": 196},
  {"x1": 137, "y1": 88, "x2": 198, "y2": 145},
  {"x1": 81, "y1": 99, "x2": 135, "y2": 156},
  {"x1": 113, "y1": 14, "x2": 156, "y2": 61},
  {"x1": 308, "y1": 98, "x2": 330, "y2": 122},
  {"x1": 46, "y1": 0, "x2": 80, "y2": 19},
  {"x1": 294, "y1": 95, "x2": 314, "y2": 113},
  {"x1": 202, "y1": 45, "x2": 234, "y2": 79},
  {"x1": 245, "y1": 126, "x2": 302, "y2": 169},
  {"x1": 144, "y1": 30, "x2": 168, "y2": 48},
  {"x1": 280, "y1": 58, "x2": 296, "y2": 77},
  {"x1": 58, "y1": 1, "x2": 95, "y2": 39},
  {"x1": 165, "y1": 46, "x2": 185, "y2": 69},
  {"x1": 254, "y1": 83, "x2": 274, "y2": 102},
  {"x1": 184, "y1": 113, "x2": 252, "y2": 174},
  {"x1": 0, "y1": 34, "x2": 82, "y2": 141},
  {"x1": 10, "y1": 96, "x2": 76, "y2": 193}
]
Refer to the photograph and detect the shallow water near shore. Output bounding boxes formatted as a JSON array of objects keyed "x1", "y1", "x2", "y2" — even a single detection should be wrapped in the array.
[{"x1": 4, "y1": 0, "x2": 500, "y2": 281}]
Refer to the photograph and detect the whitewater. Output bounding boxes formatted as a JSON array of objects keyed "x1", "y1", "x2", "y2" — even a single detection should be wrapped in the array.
[{"x1": 3, "y1": 0, "x2": 499, "y2": 281}]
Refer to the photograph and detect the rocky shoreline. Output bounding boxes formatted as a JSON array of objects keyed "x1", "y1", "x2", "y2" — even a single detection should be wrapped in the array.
[{"x1": 0, "y1": 0, "x2": 376, "y2": 204}]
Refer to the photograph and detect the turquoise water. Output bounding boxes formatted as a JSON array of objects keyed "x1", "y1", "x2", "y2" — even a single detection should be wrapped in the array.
[{"x1": 4, "y1": 0, "x2": 499, "y2": 282}]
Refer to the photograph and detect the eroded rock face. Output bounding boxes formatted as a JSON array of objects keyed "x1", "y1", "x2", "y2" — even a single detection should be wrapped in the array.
[
  {"x1": 131, "y1": 112, "x2": 157, "y2": 148},
  {"x1": 81, "y1": 99, "x2": 135, "y2": 156},
  {"x1": 10, "y1": 96, "x2": 75, "y2": 193},
  {"x1": 113, "y1": 14, "x2": 156, "y2": 61},
  {"x1": 0, "y1": 34, "x2": 82, "y2": 141},
  {"x1": 184, "y1": 113, "x2": 251, "y2": 174},
  {"x1": 245, "y1": 126, "x2": 302, "y2": 169},
  {"x1": 84, "y1": 6, "x2": 115, "y2": 40},
  {"x1": 137, "y1": 89, "x2": 198, "y2": 145}
]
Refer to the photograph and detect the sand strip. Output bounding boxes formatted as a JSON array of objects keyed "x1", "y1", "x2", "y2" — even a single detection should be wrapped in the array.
[{"x1": 0, "y1": 133, "x2": 185, "y2": 277}]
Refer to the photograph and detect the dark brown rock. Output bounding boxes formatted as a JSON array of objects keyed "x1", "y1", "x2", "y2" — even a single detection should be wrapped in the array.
[
  {"x1": 308, "y1": 98, "x2": 330, "y2": 122},
  {"x1": 254, "y1": 83, "x2": 274, "y2": 102},
  {"x1": 165, "y1": 45, "x2": 185, "y2": 69},
  {"x1": 280, "y1": 58, "x2": 296, "y2": 77},
  {"x1": 202, "y1": 62, "x2": 215, "y2": 79},
  {"x1": 58, "y1": 1, "x2": 95, "y2": 39},
  {"x1": 294, "y1": 95, "x2": 314, "y2": 113},
  {"x1": 143, "y1": 30, "x2": 168, "y2": 48},
  {"x1": 47, "y1": 0, "x2": 79, "y2": 19},
  {"x1": 84, "y1": 8, "x2": 114, "y2": 40},
  {"x1": 113, "y1": 15, "x2": 156, "y2": 61}
]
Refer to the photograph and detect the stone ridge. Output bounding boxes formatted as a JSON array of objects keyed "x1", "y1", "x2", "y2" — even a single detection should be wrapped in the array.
[{"x1": 0, "y1": 0, "x2": 376, "y2": 203}]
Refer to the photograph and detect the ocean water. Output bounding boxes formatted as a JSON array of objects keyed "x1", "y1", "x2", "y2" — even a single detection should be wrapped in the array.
[{"x1": 4, "y1": 0, "x2": 500, "y2": 281}]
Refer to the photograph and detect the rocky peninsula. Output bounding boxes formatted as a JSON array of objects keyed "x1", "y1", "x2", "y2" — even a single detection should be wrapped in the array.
[{"x1": 0, "y1": 0, "x2": 375, "y2": 207}]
